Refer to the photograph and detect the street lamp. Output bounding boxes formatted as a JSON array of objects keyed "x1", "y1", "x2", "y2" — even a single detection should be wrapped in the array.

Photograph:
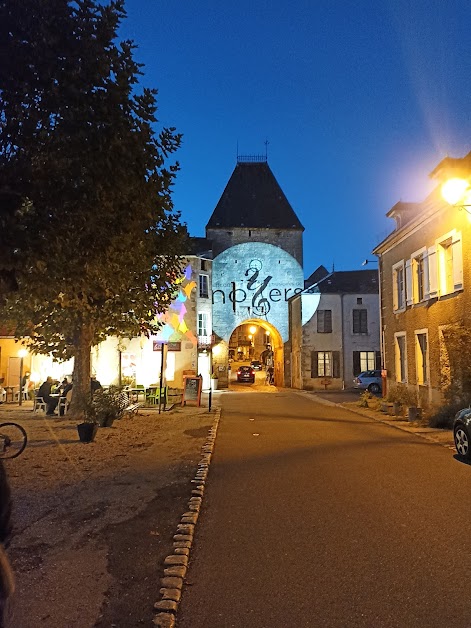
[
  {"x1": 18, "y1": 348, "x2": 28, "y2": 406},
  {"x1": 441, "y1": 177, "x2": 471, "y2": 213}
]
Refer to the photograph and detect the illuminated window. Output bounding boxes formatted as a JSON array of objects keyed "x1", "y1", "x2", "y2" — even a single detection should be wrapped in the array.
[
  {"x1": 197, "y1": 312, "x2": 208, "y2": 336},
  {"x1": 311, "y1": 351, "x2": 340, "y2": 378},
  {"x1": 353, "y1": 309, "x2": 367, "y2": 334},
  {"x1": 415, "y1": 331, "x2": 428, "y2": 385},
  {"x1": 414, "y1": 254, "x2": 425, "y2": 301},
  {"x1": 359, "y1": 351, "x2": 375, "y2": 372},
  {"x1": 317, "y1": 352, "x2": 332, "y2": 376},
  {"x1": 437, "y1": 232, "x2": 462, "y2": 296},
  {"x1": 395, "y1": 333, "x2": 407, "y2": 382},
  {"x1": 199, "y1": 274, "x2": 209, "y2": 299},
  {"x1": 317, "y1": 310, "x2": 332, "y2": 333},
  {"x1": 392, "y1": 262, "x2": 405, "y2": 311}
]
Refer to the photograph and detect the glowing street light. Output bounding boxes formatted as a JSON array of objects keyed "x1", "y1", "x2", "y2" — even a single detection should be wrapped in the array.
[
  {"x1": 441, "y1": 177, "x2": 471, "y2": 213},
  {"x1": 249, "y1": 325, "x2": 257, "y2": 335}
]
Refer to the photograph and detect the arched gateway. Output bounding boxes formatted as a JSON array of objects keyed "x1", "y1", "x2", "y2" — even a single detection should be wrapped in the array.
[{"x1": 204, "y1": 157, "x2": 306, "y2": 389}]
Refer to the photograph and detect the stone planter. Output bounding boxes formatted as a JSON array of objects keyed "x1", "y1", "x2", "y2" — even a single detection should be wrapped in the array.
[{"x1": 408, "y1": 406, "x2": 422, "y2": 422}]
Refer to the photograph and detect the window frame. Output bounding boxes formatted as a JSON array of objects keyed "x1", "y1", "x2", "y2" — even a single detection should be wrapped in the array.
[
  {"x1": 197, "y1": 312, "x2": 209, "y2": 337},
  {"x1": 317, "y1": 309, "x2": 332, "y2": 333},
  {"x1": 415, "y1": 329, "x2": 429, "y2": 385},
  {"x1": 198, "y1": 274, "x2": 209, "y2": 299},
  {"x1": 394, "y1": 332, "x2": 407, "y2": 383},
  {"x1": 392, "y1": 260, "x2": 406, "y2": 312},
  {"x1": 352, "y1": 309, "x2": 368, "y2": 334}
]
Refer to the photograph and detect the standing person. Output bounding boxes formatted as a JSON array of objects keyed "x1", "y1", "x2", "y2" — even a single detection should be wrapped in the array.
[
  {"x1": 37, "y1": 376, "x2": 59, "y2": 416},
  {"x1": 0, "y1": 460, "x2": 14, "y2": 628},
  {"x1": 90, "y1": 376, "x2": 102, "y2": 395}
]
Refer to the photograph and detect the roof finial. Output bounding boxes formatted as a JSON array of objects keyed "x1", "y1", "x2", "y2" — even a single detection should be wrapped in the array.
[{"x1": 265, "y1": 138, "x2": 269, "y2": 161}]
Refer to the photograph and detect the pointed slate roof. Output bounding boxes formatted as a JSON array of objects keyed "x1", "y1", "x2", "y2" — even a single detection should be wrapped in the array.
[{"x1": 206, "y1": 161, "x2": 304, "y2": 230}]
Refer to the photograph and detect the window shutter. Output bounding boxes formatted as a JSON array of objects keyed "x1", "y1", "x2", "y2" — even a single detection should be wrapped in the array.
[
  {"x1": 392, "y1": 268, "x2": 398, "y2": 310},
  {"x1": 353, "y1": 351, "x2": 361, "y2": 376},
  {"x1": 427, "y1": 246, "x2": 438, "y2": 298},
  {"x1": 311, "y1": 351, "x2": 318, "y2": 378},
  {"x1": 405, "y1": 259, "x2": 413, "y2": 305},
  {"x1": 332, "y1": 351, "x2": 340, "y2": 378},
  {"x1": 375, "y1": 351, "x2": 382, "y2": 370},
  {"x1": 452, "y1": 233, "x2": 463, "y2": 291},
  {"x1": 423, "y1": 250, "x2": 430, "y2": 300},
  {"x1": 325, "y1": 310, "x2": 332, "y2": 333}
]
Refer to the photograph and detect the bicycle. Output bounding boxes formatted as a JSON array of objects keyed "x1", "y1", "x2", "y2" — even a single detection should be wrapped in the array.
[{"x1": 0, "y1": 422, "x2": 28, "y2": 459}]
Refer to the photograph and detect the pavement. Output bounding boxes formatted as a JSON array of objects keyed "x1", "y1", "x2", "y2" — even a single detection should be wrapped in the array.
[{"x1": 0, "y1": 388, "x2": 456, "y2": 627}]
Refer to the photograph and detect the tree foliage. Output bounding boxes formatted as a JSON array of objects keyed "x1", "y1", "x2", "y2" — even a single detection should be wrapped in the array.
[
  {"x1": 440, "y1": 323, "x2": 471, "y2": 406},
  {"x1": 0, "y1": 0, "x2": 187, "y2": 402}
]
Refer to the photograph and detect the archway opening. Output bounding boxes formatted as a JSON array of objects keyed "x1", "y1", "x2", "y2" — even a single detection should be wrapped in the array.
[{"x1": 228, "y1": 319, "x2": 284, "y2": 387}]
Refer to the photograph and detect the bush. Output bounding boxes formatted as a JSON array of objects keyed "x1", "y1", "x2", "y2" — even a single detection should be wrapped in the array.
[
  {"x1": 385, "y1": 384, "x2": 417, "y2": 407},
  {"x1": 357, "y1": 390, "x2": 373, "y2": 407},
  {"x1": 428, "y1": 401, "x2": 469, "y2": 429},
  {"x1": 79, "y1": 386, "x2": 126, "y2": 427}
]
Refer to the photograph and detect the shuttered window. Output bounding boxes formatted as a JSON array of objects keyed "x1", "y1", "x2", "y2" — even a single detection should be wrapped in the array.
[
  {"x1": 317, "y1": 310, "x2": 332, "y2": 333},
  {"x1": 353, "y1": 309, "x2": 368, "y2": 334}
]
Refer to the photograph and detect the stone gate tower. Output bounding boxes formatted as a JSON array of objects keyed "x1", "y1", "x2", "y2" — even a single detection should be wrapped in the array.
[{"x1": 206, "y1": 156, "x2": 308, "y2": 388}]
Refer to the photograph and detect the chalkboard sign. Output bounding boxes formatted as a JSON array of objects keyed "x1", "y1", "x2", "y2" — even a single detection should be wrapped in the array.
[{"x1": 182, "y1": 376, "x2": 202, "y2": 406}]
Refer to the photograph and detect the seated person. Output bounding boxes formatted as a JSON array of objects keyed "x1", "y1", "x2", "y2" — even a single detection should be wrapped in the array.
[
  {"x1": 90, "y1": 376, "x2": 102, "y2": 395},
  {"x1": 59, "y1": 382, "x2": 73, "y2": 416},
  {"x1": 37, "y1": 376, "x2": 59, "y2": 416}
]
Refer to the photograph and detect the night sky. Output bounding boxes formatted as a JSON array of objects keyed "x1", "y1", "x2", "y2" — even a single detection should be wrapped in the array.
[{"x1": 119, "y1": 0, "x2": 471, "y2": 275}]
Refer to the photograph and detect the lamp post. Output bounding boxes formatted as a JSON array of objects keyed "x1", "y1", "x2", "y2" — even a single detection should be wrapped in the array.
[
  {"x1": 441, "y1": 177, "x2": 471, "y2": 213},
  {"x1": 18, "y1": 348, "x2": 28, "y2": 406}
]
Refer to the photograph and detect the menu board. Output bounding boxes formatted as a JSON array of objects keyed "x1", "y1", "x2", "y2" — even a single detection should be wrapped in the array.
[{"x1": 182, "y1": 376, "x2": 202, "y2": 406}]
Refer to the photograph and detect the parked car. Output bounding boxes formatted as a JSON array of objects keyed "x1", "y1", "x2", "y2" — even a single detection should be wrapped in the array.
[
  {"x1": 250, "y1": 360, "x2": 262, "y2": 371},
  {"x1": 237, "y1": 366, "x2": 255, "y2": 383},
  {"x1": 353, "y1": 369, "x2": 382, "y2": 394},
  {"x1": 453, "y1": 407, "x2": 471, "y2": 459}
]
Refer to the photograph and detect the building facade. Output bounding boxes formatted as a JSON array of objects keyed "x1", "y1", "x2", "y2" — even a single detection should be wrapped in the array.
[
  {"x1": 289, "y1": 270, "x2": 380, "y2": 390},
  {"x1": 373, "y1": 152, "x2": 471, "y2": 408}
]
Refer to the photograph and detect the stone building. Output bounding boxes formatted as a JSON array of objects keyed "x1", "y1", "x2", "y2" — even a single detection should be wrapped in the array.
[
  {"x1": 373, "y1": 151, "x2": 470, "y2": 408},
  {"x1": 202, "y1": 156, "x2": 318, "y2": 387},
  {"x1": 289, "y1": 270, "x2": 380, "y2": 390}
]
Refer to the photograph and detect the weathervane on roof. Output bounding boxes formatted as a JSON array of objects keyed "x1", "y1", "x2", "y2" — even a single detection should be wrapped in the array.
[{"x1": 237, "y1": 140, "x2": 269, "y2": 164}]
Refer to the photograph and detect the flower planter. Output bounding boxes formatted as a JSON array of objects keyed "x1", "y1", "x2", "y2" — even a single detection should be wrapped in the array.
[
  {"x1": 77, "y1": 422, "x2": 98, "y2": 443},
  {"x1": 210, "y1": 378, "x2": 219, "y2": 391},
  {"x1": 408, "y1": 406, "x2": 422, "y2": 422}
]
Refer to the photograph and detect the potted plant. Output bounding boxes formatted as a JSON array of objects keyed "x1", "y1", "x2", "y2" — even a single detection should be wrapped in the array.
[
  {"x1": 386, "y1": 384, "x2": 418, "y2": 418},
  {"x1": 210, "y1": 373, "x2": 219, "y2": 391},
  {"x1": 76, "y1": 387, "x2": 124, "y2": 442}
]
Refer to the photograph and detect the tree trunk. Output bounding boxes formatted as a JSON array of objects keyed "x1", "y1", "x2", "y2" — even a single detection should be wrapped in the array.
[{"x1": 68, "y1": 323, "x2": 95, "y2": 417}]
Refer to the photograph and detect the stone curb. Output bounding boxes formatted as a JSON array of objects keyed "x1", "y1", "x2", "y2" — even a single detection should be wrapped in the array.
[
  {"x1": 297, "y1": 391, "x2": 456, "y2": 452},
  {"x1": 153, "y1": 408, "x2": 221, "y2": 627}
]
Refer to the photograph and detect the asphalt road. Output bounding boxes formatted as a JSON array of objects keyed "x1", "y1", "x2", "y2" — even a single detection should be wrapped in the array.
[{"x1": 178, "y1": 390, "x2": 471, "y2": 628}]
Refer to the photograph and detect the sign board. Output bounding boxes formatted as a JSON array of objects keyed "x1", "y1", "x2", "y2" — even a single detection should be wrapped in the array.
[
  {"x1": 153, "y1": 340, "x2": 165, "y2": 351},
  {"x1": 167, "y1": 342, "x2": 181, "y2": 352},
  {"x1": 182, "y1": 376, "x2": 202, "y2": 407}
]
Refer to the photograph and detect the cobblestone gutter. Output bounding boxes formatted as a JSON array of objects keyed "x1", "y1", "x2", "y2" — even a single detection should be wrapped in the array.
[{"x1": 153, "y1": 408, "x2": 221, "y2": 627}]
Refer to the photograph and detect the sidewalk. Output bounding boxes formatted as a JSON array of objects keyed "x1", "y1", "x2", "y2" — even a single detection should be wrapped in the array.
[
  {"x1": 305, "y1": 390, "x2": 456, "y2": 452},
  {"x1": 0, "y1": 396, "x2": 220, "y2": 628}
]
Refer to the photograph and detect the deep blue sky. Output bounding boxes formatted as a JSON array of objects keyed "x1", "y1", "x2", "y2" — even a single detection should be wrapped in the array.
[{"x1": 120, "y1": 0, "x2": 471, "y2": 275}]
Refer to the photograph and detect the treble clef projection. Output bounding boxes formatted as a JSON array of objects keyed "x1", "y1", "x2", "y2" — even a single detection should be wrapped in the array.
[{"x1": 245, "y1": 260, "x2": 273, "y2": 315}]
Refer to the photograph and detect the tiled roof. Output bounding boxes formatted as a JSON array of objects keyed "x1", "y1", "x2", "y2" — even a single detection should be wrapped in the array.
[
  {"x1": 206, "y1": 162, "x2": 304, "y2": 230},
  {"x1": 304, "y1": 270, "x2": 379, "y2": 294}
]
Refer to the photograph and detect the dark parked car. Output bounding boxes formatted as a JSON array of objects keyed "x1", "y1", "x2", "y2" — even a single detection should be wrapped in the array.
[
  {"x1": 237, "y1": 366, "x2": 255, "y2": 383},
  {"x1": 250, "y1": 360, "x2": 262, "y2": 371},
  {"x1": 453, "y1": 407, "x2": 471, "y2": 459},
  {"x1": 353, "y1": 369, "x2": 382, "y2": 394}
]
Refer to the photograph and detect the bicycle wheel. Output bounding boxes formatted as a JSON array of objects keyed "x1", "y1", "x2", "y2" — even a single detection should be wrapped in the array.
[{"x1": 0, "y1": 422, "x2": 27, "y2": 459}]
